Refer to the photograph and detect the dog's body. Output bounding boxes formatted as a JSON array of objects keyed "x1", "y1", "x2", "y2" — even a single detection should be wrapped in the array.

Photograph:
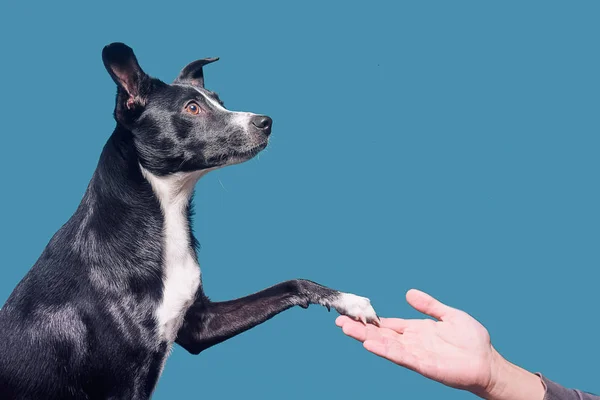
[{"x1": 0, "y1": 43, "x2": 377, "y2": 400}]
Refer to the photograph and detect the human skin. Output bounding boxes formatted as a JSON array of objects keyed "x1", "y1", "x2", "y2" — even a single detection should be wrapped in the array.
[{"x1": 335, "y1": 289, "x2": 545, "y2": 400}]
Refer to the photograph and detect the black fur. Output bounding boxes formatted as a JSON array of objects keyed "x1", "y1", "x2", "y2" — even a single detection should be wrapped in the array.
[{"x1": 0, "y1": 43, "x2": 374, "y2": 400}]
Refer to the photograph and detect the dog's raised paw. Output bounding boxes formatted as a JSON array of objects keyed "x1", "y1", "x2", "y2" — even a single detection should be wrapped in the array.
[{"x1": 331, "y1": 293, "x2": 379, "y2": 325}]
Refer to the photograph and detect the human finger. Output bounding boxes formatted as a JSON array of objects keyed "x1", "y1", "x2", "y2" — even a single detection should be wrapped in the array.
[
  {"x1": 340, "y1": 318, "x2": 369, "y2": 342},
  {"x1": 406, "y1": 289, "x2": 452, "y2": 321},
  {"x1": 378, "y1": 317, "x2": 411, "y2": 334},
  {"x1": 335, "y1": 315, "x2": 354, "y2": 327},
  {"x1": 340, "y1": 319, "x2": 399, "y2": 344}
]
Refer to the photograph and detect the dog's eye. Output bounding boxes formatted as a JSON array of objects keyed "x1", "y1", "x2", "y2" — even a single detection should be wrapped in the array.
[{"x1": 185, "y1": 102, "x2": 201, "y2": 115}]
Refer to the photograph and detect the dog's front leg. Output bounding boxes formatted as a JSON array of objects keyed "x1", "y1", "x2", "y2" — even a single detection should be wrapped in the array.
[{"x1": 175, "y1": 279, "x2": 377, "y2": 354}]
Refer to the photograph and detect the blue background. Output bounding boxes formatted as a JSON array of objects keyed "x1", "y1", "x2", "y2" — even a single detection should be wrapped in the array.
[{"x1": 0, "y1": 1, "x2": 598, "y2": 398}]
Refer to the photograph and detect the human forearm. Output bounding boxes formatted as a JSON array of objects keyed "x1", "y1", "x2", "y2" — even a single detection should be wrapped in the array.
[
  {"x1": 471, "y1": 347, "x2": 545, "y2": 400},
  {"x1": 474, "y1": 347, "x2": 600, "y2": 400}
]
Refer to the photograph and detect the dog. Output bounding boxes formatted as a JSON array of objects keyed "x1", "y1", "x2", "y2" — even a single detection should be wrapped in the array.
[{"x1": 0, "y1": 43, "x2": 378, "y2": 400}]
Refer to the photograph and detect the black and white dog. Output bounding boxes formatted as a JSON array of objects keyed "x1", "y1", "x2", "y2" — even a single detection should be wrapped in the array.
[{"x1": 0, "y1": 43, "x2": 378, "y2": 400}]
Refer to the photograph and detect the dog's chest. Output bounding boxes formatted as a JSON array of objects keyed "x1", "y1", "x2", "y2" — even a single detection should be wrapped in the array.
[
  {"x1": 144, "y1": 170, "x2": 202, "y2": 344},
  {"x1": 155, "y1": 225, "x2": 200, "y2": 343}
]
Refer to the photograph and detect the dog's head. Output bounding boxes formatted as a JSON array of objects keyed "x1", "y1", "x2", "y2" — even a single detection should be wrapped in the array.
[{"x1": 102, "y1": 42, "x2": 271, "y2": 176}]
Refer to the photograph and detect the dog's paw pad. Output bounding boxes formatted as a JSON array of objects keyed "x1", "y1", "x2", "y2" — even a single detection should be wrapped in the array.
[{"x1": 332, "y1": 293, "x2": 378, "y2": 325}]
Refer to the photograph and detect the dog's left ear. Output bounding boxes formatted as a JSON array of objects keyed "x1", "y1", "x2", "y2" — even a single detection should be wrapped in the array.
[
  {"x1": 174, "y1": 57, "x2": 219, "y2": 88},
  {"x1": 102, "y1": 42, "x2": 151, "y2": 110}
]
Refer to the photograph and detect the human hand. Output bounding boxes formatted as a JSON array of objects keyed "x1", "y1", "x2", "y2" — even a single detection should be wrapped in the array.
[{"x1": 335, "y1": 289, "x2": 544, "y2": 400}]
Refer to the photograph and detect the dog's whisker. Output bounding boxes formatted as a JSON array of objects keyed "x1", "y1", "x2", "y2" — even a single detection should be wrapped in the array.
[{"x1": 218, "y1": 179, "x2": 227, "y2": 192}]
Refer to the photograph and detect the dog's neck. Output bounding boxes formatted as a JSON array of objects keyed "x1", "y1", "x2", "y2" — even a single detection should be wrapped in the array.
[
  {"x1": 89, "y1": 124, "x2": 205, "y2": 213},
  {"x1": 88, "y1": 124, "x2": 156, "y2": 205},
  {"x1": 140, "y1": 167, "x2": 205, "y2": 210},
  {"x1": 75, "y1": 125, "x2": 202, "y2": 285}
]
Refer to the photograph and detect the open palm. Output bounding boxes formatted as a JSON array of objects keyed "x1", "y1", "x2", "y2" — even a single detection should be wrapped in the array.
[{"x1": 336, "y1": 289, "x2": 496, "y2": 393}]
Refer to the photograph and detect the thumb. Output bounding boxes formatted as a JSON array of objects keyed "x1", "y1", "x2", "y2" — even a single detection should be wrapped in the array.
[{"x1": 406, "y1": 289, "x2": 452, "y2": 321}]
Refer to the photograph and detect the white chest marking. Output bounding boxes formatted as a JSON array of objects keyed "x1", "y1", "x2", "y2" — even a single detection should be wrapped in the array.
[{"x1": 142, "y1": 167, "x2": 204, "y2": 343}]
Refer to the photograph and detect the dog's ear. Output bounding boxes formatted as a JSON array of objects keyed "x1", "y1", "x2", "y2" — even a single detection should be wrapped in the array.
[
  {"x1": 174, "y1": 57, "x2": 219, "y2": 88},
  {"x1": 102, "y1": 43, "x2": 151, "y2": 110}
]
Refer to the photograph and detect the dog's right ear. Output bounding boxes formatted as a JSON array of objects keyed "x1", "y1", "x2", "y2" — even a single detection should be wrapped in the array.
[
  {"x1": 174, "y1": 57, "x2": 219, "y2": 88},
  {"x1": 102, "y1": 43, "x2": 150, "y2": 110}
]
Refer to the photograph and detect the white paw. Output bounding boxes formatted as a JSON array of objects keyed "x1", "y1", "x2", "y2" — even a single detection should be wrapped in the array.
[{"x1": 331, "y1": 292, "x2": 379, "y2": 325}]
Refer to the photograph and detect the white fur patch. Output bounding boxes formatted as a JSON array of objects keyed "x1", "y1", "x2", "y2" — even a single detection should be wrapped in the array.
[
  {"x1": 229, "y1": 111, "x2": 256, "y2": 133},
  {"x1": 199, "y1": 90, "x2": 227, "y2": 111},
  {"x1": 331, "y1": 293, "x2": 377, "y2": 324},
  {"x1": 141, "y1": 167, "x2": 204, "y2": 343}
]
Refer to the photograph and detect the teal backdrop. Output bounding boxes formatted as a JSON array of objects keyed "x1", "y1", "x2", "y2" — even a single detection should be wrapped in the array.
[{"x1": 0, "y1": 1, "x2": 598, "y2": 398}]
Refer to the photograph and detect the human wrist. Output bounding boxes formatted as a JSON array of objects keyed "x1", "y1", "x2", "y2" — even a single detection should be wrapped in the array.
[{"x1": 472, "y1": 347, "x2": 545, "y2": 400}]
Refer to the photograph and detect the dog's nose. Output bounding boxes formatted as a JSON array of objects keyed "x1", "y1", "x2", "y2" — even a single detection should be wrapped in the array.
[{"x1": 251, "y1": 115, "x2": 272, "y2": 135}]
